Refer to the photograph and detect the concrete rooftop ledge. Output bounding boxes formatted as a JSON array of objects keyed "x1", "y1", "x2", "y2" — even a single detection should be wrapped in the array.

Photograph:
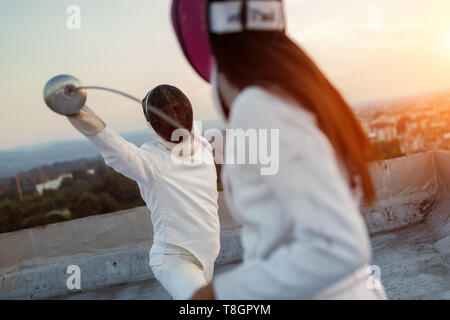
[{"x1": 1, "y1": 151, "x2": 449, "y2": 300}]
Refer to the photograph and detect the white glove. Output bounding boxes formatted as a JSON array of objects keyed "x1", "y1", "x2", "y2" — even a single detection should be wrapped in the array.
[{"x1": 67, "y1": 106, "x2": 106, "y2": 137}]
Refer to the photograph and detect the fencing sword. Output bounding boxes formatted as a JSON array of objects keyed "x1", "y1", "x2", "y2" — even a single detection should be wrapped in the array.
[{"x1": 43, "y1": 74, "x2": 192, "y2": 133}]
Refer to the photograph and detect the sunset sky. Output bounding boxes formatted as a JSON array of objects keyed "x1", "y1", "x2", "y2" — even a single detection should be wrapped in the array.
[{"x1": 0, "y1": 0, "x2": 449, "y2": 150}]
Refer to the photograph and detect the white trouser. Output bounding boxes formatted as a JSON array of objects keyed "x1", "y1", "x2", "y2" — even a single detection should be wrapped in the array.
[
  {"x1": 312, "y1": 264, "x2": 387, "y2": 300},
  {"x1": 149, "y1": 242, "x2": 214, "y2": 300}
]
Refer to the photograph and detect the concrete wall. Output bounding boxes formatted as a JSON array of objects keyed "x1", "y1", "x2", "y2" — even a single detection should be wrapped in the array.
[
  {"x1": 428, "y1": 151, "x2": 450, "y2": 239},
  {"x1": 434, "y1": 151, "x2": 450, "y2": 195},
  {"x1": 0, "y1": 194, "x2": 242, "y2": 299},
  {"x1": 362, "y1": 152, "x2": 439, "y2": 234},
  {"x1": 1, "y1": 151, "x2": 448, "y2": 299}
]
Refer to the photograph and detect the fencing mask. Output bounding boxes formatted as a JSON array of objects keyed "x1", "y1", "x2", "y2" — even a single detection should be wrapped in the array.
[
  {"x1": 171, "y1": 0, "x2": 214, "y2": 82},
  {"x1": 142, "y1": 85, "x2": 193, "y2": 147},
  {"x1": 171, "y1": 0, "x2": 286, "y2": 83}
]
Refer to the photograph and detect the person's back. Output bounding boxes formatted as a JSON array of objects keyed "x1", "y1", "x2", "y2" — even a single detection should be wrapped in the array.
[{"x1": 172, "y1": 0, "x2": 387, "y2": 300}]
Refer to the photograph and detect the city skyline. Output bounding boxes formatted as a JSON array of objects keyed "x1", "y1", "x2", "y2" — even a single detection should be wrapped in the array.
[{"x1": 1, "y1": 0, "x2": 450, "y2": 150}]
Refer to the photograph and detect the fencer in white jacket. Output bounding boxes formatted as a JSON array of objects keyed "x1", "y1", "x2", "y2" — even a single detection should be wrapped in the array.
[
  {"x1": 211, "y1": 85, "x2": 387, "y2": 300},
  {"x1": 65, "y1": 85, "x2": 220, "y2": 300},
  {"x1": 186, "y1": 0, "x2": 387, "y2": 300}
]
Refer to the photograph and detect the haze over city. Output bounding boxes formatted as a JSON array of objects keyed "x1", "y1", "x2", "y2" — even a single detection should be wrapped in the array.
[{"x1": 1, "y1": 0, "x2": 449, "y2": 150}]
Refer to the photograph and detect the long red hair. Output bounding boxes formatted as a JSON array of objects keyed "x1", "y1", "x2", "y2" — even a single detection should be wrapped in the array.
[{"x1": 209, "y1": 29, "x2": 377, "y2": 203}]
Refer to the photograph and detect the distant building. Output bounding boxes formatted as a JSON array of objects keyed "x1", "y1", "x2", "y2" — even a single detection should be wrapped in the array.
[
  {"x1": 368, "y1": 131, "x2": 377, "y2": 140},
  {"x1": 35, "y1": 173, "x2": 73, "y2": 195}
]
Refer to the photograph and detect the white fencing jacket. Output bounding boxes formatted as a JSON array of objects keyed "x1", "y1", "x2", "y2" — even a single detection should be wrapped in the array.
[
  {"x1": 213, "y1": 86, "x2": 383, "y2": 299},
  {"x1": 69, "y1": 111, "x2": 221, "y2": 269}
]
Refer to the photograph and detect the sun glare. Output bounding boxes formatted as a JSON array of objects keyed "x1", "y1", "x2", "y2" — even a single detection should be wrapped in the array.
[{"x1": 443, "y1": 28, "x2": 450, "y2": 52}]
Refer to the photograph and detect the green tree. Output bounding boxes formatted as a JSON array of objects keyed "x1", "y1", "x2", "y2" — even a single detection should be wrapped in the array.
[
  {"x1": 22, "y1": 214, "x2": 47, "y2": 229},
  {"x1": 70, "y1": 192, "x2": 102, "y2": 218},
  {"x1": 59, "y1": 177, "x2": 74, "y2": 189},
  {"x1": 0, "y1": 199, "x2": 23, "y2": 231},
  {"x1": 44, "y1": 213, "x2": 69, "y2": 225},
  {"x1": 72, "y1": 169, "x2": 93, "y2": 182},
  {"x1": 97, "y1": 193, "x2": 120, "y2": 213},
  {"x1": 91, "y1": 171, "x2": 141, "y2": 204}
]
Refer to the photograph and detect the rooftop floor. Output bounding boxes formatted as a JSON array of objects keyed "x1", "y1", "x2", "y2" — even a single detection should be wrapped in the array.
[
  {"x1": 371, "y1": 222, "x2": 449, "y2": 300},
  {"x1": 54, "y1": 220, "x2": 450, "y2": 300}
]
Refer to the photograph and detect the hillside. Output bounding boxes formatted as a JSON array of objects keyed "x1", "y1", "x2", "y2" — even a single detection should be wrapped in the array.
[{"x1": 0, "y1": 130, "x2": 153, "y2": 178}]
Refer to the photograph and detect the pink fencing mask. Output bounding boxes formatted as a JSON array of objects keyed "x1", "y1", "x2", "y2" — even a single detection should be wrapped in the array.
[
  {"x1": 171, "y1": 0, "x2": 214, "y2": 83},
  {"x1": 171, "y1": 0, "x2": 286, "y2": 83}
]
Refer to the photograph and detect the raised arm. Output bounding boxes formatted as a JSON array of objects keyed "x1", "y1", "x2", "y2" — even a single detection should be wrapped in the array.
[{"x1": 67, "y1": 106, "x2": 164, "y2": 184}]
